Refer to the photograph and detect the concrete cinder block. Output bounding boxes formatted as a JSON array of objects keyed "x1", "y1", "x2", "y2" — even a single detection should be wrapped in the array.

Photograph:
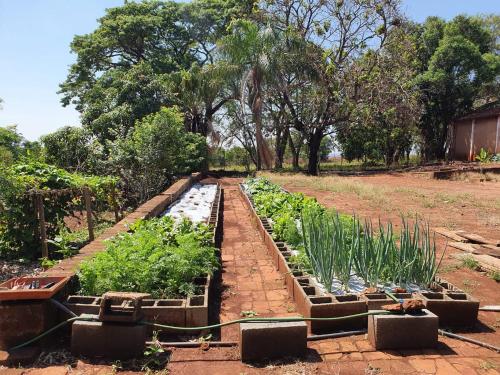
[
  {"x1": 368, "y1": 309, "x2": 438, "y2": 350},
  {"x1": 239, "y1": 321, "x2": 307, "y2": 362},
  {"x1": 64, "y1": 296, "x2": 101, "y2": 316},
  {"x1": 142, "y1": 299, "x2": 186, "y2": 327},
  {"x1": 304, "y1": 294, "x2": 367, "y2": 334},
  {"x1": 361, "y1": 293, "x2": 413, "y2": 310},
  {"x1": 71, "y1": 321, "x2": 146, "y2": 359},
  {"x1": 99, "y1": 292, "x2": 150, "y2": 323},
  {"x1": 418, "y1": 292, "x2": 479, "y2": 327}
]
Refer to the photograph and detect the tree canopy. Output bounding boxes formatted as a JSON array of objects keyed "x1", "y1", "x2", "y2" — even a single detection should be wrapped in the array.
[{"x1": 48, "y1": 1, "x2": 500, "y2": 180}]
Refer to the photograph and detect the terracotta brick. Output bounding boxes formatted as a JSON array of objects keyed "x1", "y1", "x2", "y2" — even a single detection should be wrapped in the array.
[
  {"x1": 356, "y1": 340, "x2": 374, "y2": 352},
  {"x1": 339, "y1": 341, "x2": 357, "y2": 353},
  {"x1": 421, "y1": 348, "x2": 442, "y2": 359},
  {"x1": 435, "y1": 359, "x2": 462, "y2": 375},
  {"x1": 409, "y1": 358, "x2": 437, "y2": 374},
  {"x1": 318, "y1": 341, "x2": 340, "y2": 354},
  {"x1": 363, "y1": 351, "x2": 391, "y2": 360},
  {"x1": 323, "y1": 353, "x2": 343, "y2": 361},
  {"x1": 452, "y1": 363, "x2": 479, "y2": 375},
  {"x1": 26, "y1": 367, "x2": 69, "y2": 375},
  {"x1": 345, "y1": 352, "x2": 364, "y2": 361}
]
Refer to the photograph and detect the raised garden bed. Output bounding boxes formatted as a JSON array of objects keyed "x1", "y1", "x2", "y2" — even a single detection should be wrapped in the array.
[
  {"x1": 239, "y1": 180, "x2": 480, "y2": 332},
  {"x1": 64, "y1": 182, "x2": 223, "y2": 331}
]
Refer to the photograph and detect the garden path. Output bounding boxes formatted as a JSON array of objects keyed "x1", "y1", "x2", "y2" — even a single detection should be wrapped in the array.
[
  {"x1": 217, "y1": 177, "x2": 298, "y2": 341},
  {"x1": 168, "y1": 177, "x2": 500, "y2": 374}
]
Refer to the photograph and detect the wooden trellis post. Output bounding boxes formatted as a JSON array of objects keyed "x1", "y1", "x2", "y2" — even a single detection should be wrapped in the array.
[
  {"x1": 35, "y1": 192, "x2": 48, "y2": 258},
  {"x1": 111, "y1": 185, "x2": 120, "y2": 223},
  {"x1": 83, "y1": 187, "x2": 95, "y2": 241}
]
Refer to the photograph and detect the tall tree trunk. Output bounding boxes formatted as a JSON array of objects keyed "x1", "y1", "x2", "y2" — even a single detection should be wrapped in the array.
[
  {"x1": 251, "y1": 67, "x2": 273, "y2": 170},
  {"x1": 274, "y1": 126, "x2": 288, "y2": 169},
  {"x1": 307, "y1": 129, "x2": 323, "y2": 175},
  {"x1": 288, "y1": 131, "x2": 300, "y2": 171}
]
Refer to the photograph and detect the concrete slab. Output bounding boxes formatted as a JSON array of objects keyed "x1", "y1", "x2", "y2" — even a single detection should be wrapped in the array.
[
  {"x1": 239, "y1": 320, "x2": 307, "y2": 362},
  {"x1": 71, "y1": 320, "x2": 146, "y2": 359},
  {"x1": 368, "y1": 309, "x2": 438, "y2": 350}
]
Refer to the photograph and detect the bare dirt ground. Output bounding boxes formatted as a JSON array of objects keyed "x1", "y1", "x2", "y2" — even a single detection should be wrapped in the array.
[{"x1": 261, "y1": 171, "x2": 500, "y2": 348}]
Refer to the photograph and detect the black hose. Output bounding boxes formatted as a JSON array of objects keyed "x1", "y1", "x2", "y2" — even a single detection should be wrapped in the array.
[
  {"x1": 50, "y1": 299, "x2": 77, "y2": 318},
  {"x1": 438, "y1": 329, "x2": 500, "y2": 353},
  {"x1": 307, "y1": 329, "x2": 367, "y2": 341}
]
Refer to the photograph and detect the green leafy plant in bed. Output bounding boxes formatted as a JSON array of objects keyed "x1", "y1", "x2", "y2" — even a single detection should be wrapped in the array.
[
  {"x1": 301, "y1": 206, "x2": 361, "y2": 292},
  {"x1": 245, "y1": 177, "x2": 323, "y2": 247},
  {"x1": 78, "y1": 216, "x2": 218, "y2": 298}
]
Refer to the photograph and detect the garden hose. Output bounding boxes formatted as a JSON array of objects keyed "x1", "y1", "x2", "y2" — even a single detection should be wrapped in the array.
[
  {"x1": 8, "y1": 311, "x2": 389, "y2": 352},
  {"x1": 9, "y1": 311, "x2": 500, "y2": 354},
  {"x1": 140, "y1": 311, "x2": 390, "y2": 331},
  {"x1": 50, "y1": 298, "x2": 77, "y2": 318},
  {"x1": 385, "y1": 290, "x2": 401, "y2": 303},
  {"x1": 8, "y1": 314, "x2": 96, "y2": 352},
  {"x1": 438, "y1": 329, "x2": 500, "y2": 353}
]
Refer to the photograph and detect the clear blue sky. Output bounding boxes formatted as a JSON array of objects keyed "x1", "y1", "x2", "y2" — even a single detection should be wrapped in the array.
[{"x1": 0, "y1": 0, "x2": 498, "y2": 141}]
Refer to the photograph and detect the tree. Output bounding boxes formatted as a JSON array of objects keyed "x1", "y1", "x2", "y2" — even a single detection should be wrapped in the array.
[
  {"x1": 475, "y1": 15, "x2": 500, "y2": 105},
  {"x1": 219, "y1": 19, "x2": 277, "y2": 170},
  {"x1": 260, "y1": 0, "x2": 401, "y2": 174},
  {"x1": 41, "y1": 126, "x2": 91, "y2": 172},
  {"x1": 60, "y1": 0, "x2": 254, "y2": 142},
  {"x1": 337, "y1": 26, "x2": 421, "y2": 166},
  {"x1": 109, "y1": 107, "x2": 207, "y2": 203},
  {"x1": 415, "y1": 15, "x2": 500, "y2": 160},
  {"x1": 0, "y1": 125, "x2": 23, "y2": 164}
]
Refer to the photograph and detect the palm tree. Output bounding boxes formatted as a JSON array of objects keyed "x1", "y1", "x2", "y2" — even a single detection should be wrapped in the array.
[{"x1": 219, "y1": 20, "x2": 275, "y2": 170}]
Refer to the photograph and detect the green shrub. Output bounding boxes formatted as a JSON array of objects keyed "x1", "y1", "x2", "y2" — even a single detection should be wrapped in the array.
[
  {"x1": 109, "y1": 107, "x2": 208, "y2": 203},
  {"x1": 78, "y1": 216, "x2": 218, "y2": 298},
  {"x1": 0, "y1": 162, "x2": 116, "y2": 259}
]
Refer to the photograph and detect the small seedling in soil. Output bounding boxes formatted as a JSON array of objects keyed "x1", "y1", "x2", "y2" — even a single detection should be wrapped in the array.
[
  {"x1": 479, "y1": 360, "x2": 497, "y2": 371},
  {"x1": 461, "y1": 279, "x2": 479, "y2": 293},
  {"x1": 460, "y1": 256, "x2": 482, "y2": 271},
  {"x1": 142, "y1": 332, "x2": 169, "y2": 372},
  {"x1": 439, "y1": 263, "x2": 460, "y2": 273},
  {"x1": 241, "y1": 310, "x2": 259, "y2": 317},
  {"x1": 196, "y1": 333, "x2": 213, "y2": 342},
  {"x1": 365, "y1": 365, "x2": 381, "y2": 374},
  {"x1": 488, "y1": 270, "x2": 500, "y2": 282}
]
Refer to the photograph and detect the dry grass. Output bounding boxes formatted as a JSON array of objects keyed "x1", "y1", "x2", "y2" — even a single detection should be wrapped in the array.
[
  {"x1": 258, "y1": 172, "x2": 391, "y2": 209},
  {"x1": 258, "y1": 172, "x2": 497, "y2": 213}
]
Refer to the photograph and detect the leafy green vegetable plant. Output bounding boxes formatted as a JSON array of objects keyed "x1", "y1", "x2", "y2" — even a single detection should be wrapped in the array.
[
  {"x1": 78, "y1": 216, "x2": 218, "y2": 298},
  {"x1": 475, "y1": 148, "x2": 492, "y2": 163}
]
